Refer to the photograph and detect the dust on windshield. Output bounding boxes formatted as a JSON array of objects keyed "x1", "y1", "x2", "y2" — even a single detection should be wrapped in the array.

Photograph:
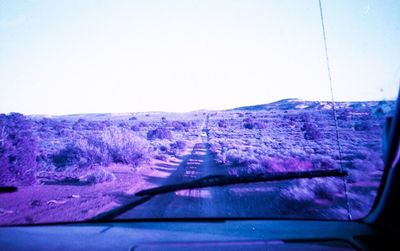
[{"x1": 0, "y1": 0, "x2": 399, "y2": 225}]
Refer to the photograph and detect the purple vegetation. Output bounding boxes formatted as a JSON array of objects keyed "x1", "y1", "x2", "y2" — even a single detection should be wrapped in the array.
[
  {"x1": 147, "y1": 127, "x2": 173, "y2": 140},
  {"x1": 242, "y1": 117, "x2": 267, "y2": 129},
  {"x1": 171, "y1": 121, "x2": 189, "y2": 131},
  {"x1": 52, "y1": 128, "x2": 152, "y2": 169},
  {"x1": 0, "y1": 113, "x2": 38, "y2": 185},
  {"x1": 82, "y1": 169, "x2": 116, "y2": 185},
  {"x1": 218, "y1": 120, "x2": 228, "y2": 128},
  {"x1": 0, "y1": 99, "x2": 394, "y2": 224}
]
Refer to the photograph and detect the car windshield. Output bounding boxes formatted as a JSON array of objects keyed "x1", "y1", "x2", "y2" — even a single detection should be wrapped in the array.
[{"x1": 0, "y1": 0, "x2": 399, "y2": 225}]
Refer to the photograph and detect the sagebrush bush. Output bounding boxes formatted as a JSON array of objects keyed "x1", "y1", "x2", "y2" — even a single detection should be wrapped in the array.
[
  {"x1": 242, "y1": 117, "x2": 267, "y2": 129},
  {"x1": 147, "y1": 127, "x2": 173, "y2": 140},
  {"x1": 52, "y1": 127, "x2": 152, "y2": 169},
  {"x1": 301, "y1": 121, "x2": 322, "y2": 140},
  {"x1": 82, "y1": 169, "x2": 116, "y2": 185},
  {"x1": 174, "y1": 140, "x2": 186, "y2": 150},
  {"x1": 159, "y1": 145, "x2": 168, "y2": 152},
  {"x1": 102, "y1": 127, "x2": 152, "y2": 166},
  {"x1": 311, "y1": 156, "x2": 338, "y2": 170},
  {"x1": 154, "y1": 154, "x2": 168, "y2": 161},
  {"x1": 130, "y1": 124, "x2": 141, "y2": 131},
  {"x1": 0, "y1": 113, "x2": 38, "y2": 185},
  {"x1": 209, "y1": 142, "x2": 221, "y2": 155},
  {"x1": 353, "y1": 121, "x2": 372, "y2": 131},
  {"x1": 223, "y1": 149, "x2": 257, "y2": 167},
  {"x1": 218, "y1": 120, "x2": 228, "y2": 128},
  {"x1": 52, "y1": 137, "x2": 110, "y2": 170},
  {"x1": 281, "y1": 178, "x2": 339, "y2": 204},
  {"x1": 171, "y1": 121, "x2": 185, "y2": 131},
  {"x1": 52, "y1": 144, "x2": 83, "y2": 169},
  {"x1": 87, "y1": 121, "x2": 105, "y2": 130},
  {"x1": 167, "y1": 140, "x2": 187, "y2": 156},
  {"x1": 243, "y1": 117, "x2": 255, "y2": 129},
  {"x1": 257, "y1": 156, "x2": 313, "y2": 173}
]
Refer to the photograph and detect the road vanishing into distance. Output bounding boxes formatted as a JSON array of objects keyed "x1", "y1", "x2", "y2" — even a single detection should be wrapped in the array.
[{"x1": 115, "y1": 115, "x2": 346, "y2": 220}]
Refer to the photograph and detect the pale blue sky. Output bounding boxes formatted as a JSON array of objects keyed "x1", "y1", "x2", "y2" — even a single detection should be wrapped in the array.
[{"x1": 0, "y1": 0, "x2": 399, "y2": 115}]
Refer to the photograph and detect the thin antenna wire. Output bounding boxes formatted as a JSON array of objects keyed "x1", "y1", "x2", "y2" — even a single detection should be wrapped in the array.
[{"x1": 318, "y1": 0, "x2": 352, "y2": 220}]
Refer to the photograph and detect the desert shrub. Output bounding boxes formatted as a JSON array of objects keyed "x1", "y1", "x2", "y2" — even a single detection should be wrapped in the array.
[
  {"x1": 139, "y1": 121, "x2": 148, "y2": 127},
  {"x1": 281, "y1": 178, "x2": 339, "y2": 204},
  {"x1": 172, "y1": 140, "x2": 186, "y2": 150},
  {"x1": 102, "y1": 120, "x2": 113, "y2": 127},
  {"x1": 82, "y1": 169, "x2": 115, "y2": 185},
  {"x1": 57, "y1": 128, "x2": 76, "y2": 137},
  {"x1": 337, "y1": 109, "x2": 350, "y2": 121},
  {"x1": 301, "y1": 122, "x2": 322, "y2": 140},
  {"x1": 0, "y1": 113, "x2": 38, "y2": 185},
  {"x1": 155, "y1": 154, "x2": 168, "y2": 161},
  {"x1": 130, "y1": 124, "x2": 140, "y2": 131},
  {"x1": 255, "y1": 121, "x2": 267, "y2": 129},
  {"x1": 190, "y1": 120, "x2": 198, "y2": 127},
  {"x1": 168, "y1": 140, "x2": 187, "y2": 156},
  {"x1": 52, "y1": 145, "x2": 82, "y2": 169},
  {"x1": 281, "y1": 182, "x2": 315, "y2": 206},
  {"x1": 87, "y1": 121, "x2": 105, "y2": 130},
  {"x1": 258, "y1": 157, "x2": 274, "y2": 170},
  {"x1": 242, "y1": 117, "x2": 267, "y2": 130},
  {"x1": 218, "y1": 120, "x2": 228, "y2": 128},
  {"x1": 311, "y1": 156, "x2": 338, "y2": 170},
  {"x1": 281, "y1": 158, "x2": 313, "y2": 171},
  {"x1": 243, "y1": 117, "x2": 255, "y2": 129},
  {"x1": 228, "y1": 164, "x2": 264, "y2": 177},
  {"x1": 171, "y1": 121, "x2": 188, "y2": 131},
  {"x1": 214, "y1": 152, "x2": 226, "y2": 164},
  {"x1": 147, "y1": 127, "x2": 172, "y2": 140},
  {"x1": 78, "y1": 137, "x2": 111, "y2": 166},
  {"x1": 118, "y1": 122, "x2": 129, "y2": 128},
  {"x1": 102, "y1": 127, "x2": 152, "y2": 166},
  {"x1": 209, "y1": 142, "x2": 221, "y2": 155},
  {"x1": 159, "y1": 145, "x2": 168, "y2": 152},
  {"x1": 312, "y1": 178, "x2": 340, "y2": 201},
  {"x1": 72, "y1": 121, "x2": 84, "y2": 130},
  {"x1": 52, "y1": 137, "x2": 110, "y2": 170},
  {"x1": 39, "y1": 118, "x2": 65, "y2": 130},
  {"x1": 258, "y1": 157, "x2": 313, "y2": 173},
  {"x1": 52, "y1": 127, "x2": 152, "y2": 169},
  {"x1": 300, "y1": 113, "x2": 311, "y2": 123},
  {"x1": 224, "y1": 149, "x2": 257, "y2": 167},
  {"x1": 353, "y1": 121, "x2": 372, "y2": 131}
]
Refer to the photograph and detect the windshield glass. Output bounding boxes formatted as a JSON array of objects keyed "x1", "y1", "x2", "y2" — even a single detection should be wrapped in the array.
[{"x1": 0, "y1": 0, "x2": 399, "y2": 225}]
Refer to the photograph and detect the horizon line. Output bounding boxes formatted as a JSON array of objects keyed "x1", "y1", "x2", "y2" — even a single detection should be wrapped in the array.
[{"x1": 1, "y1": 98, "x2": 396, "y2": 117}]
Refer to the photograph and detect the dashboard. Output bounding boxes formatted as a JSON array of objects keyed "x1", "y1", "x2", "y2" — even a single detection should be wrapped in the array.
[{"x1": 0, "y1": 220, "x2": 378, "y2": 250}]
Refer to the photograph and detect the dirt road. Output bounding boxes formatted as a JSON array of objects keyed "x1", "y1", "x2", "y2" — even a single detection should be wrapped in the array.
[
  {"x1": 116, "y1": 115, "x2": 284, "y2": 219},
  {"x1": 115, "y1": 115, "x2": 348, "y2": 220}
]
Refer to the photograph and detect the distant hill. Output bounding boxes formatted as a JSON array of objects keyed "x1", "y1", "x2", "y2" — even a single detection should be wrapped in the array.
[
  {"x1": 24, "y1": 99, "x2": 396, "y2": 120},
  {"x1": 230, "y1": 99, "x2": 396, "y2": 113}
]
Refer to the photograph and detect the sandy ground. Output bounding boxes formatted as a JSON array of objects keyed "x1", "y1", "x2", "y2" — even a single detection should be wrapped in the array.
[{"x1": 0, "y1": 158, "x2": 186, "y2": 225}]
